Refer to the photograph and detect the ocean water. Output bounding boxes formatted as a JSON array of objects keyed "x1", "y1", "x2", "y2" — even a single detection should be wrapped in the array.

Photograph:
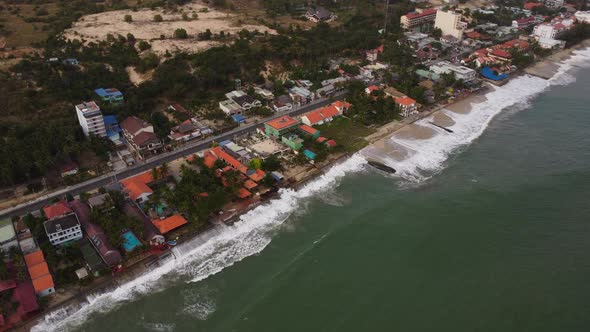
[{"x1": 32, "y1": 48, "x2": 590, "y2": 332}]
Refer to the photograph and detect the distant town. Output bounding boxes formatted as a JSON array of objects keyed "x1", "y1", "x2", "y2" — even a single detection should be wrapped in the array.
[{"x1": 0, "y1": 0, "x2": 589, "y2": 329}]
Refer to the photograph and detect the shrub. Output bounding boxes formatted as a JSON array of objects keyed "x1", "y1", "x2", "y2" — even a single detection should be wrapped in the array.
[
  {"x1": 124, "y1": 14, "x2": 132, "y2": 22},
  {"x1": 153, "y1": 14, "x2": 163, "y2": 22},
  {"x1": 174, "y1": 28, "x2": 188, "y2": 39}
]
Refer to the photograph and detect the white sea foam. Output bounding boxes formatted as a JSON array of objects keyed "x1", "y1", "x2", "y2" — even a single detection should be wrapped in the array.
[{"x1": 31, "y1": 46, "x2": 590, "y2": 332}]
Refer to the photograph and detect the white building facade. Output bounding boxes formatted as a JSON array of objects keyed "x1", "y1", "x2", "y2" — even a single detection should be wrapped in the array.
[
  {"x1": 75, "y1": 101, "x2": 106, "y2": 137},
  {"x1": 44, "y1": 214, "x2": 83, "y2": 246},
  {"x1": 434, "y1": 10, "x2": 467, "y2": 39},
  {"x1": 429, "y1": 61, "x2": 477, "y2": 82}
]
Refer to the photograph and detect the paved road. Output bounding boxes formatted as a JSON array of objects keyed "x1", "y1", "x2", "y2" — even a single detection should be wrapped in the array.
[{"x1": 0, "y1": 92, "x2": 346, "y2": 220}]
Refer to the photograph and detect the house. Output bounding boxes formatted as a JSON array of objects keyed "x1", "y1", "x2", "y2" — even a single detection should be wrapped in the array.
[
  {"x1": 103, "y1": 115, "x2": 122, "y2": 144},
  {"x1": 79, "y1": 238, "x2": 106, "y2": 274},
  {"x1": 300, "y1": 103, "x2": 342, "y2": 126},
  {"x1": 303, "y1": 149, "x2": 317, "y2": 161},
  {"x1": 305, "y1": 6, "x2": 335, "y2": 22},
  {"x1": 265, "y1": 116, "x2": 300, "y2": 138},
  {"x1": 94, "y1": 88, "x2": 124, "y2": 104},
  {"x1": 281, "y1": 134, "x2": 304, "y2": 150},
  {"x1": 254, "y1": 87, "x2": 274, "y2": 100},
  {"x1": 332, "y1": 100, "x2": 351, "y2": 113},
  {"x1": 219, "y1": 99, "x2": 242, "y2": 115},
  {"x1": 24, "y1": 250, "x2": 55, "y2": 297},
  {"x1": 489, "y1": 49, "x2": 513, "y2": 62},
  {"x1": 533, "y1": 23, "x2": 569, "y2": 48},
  {"x1": 43, "y1": 201, "x2": 73, "y2": 220},
  {"x1": 365, "y1": 85, "x2": 380, "y2": 95},
  {"x1": 169, "y1": 119, "x2": 202, "y2": 142},
  {"x1": 120, "y1": 116, "x2": 162, "y2": 160},
  {"x1": 120, "y1": 171, "x2": 154, "y2": 203},
  {"x1": 542, "y1": 0, "x2": 563, "y2": 8},
  {"x1": 511, "y1": 16, "x2": 537, "y2": 29},
  {"x1": 62, "y1": 58, "x2": 79, "y2": 65},
  {"x1": 87, "y1": 193, "x2": 111, "y2": 210},
  {"x1": 395, "y1": 96, "x2": 418, "y2": 117},
  {"x1": 226, "y1": 90, "x2": 262, "y2": 110},
  {"x1": 272, "y1": 95, "x2": 293, "y2": 112},
  {"x1": 298, "y1": 124, "x2": 320, "y2": 139},
  {"x1": 152, "y1": 214, "x2": 188, "y2": 234},
  {"x1": 401, "y1": 8, "x2": 437, "y2": 31},
  {"x1": 43, "y1": 212, "x2": 83, "y2": 246},
  {"x1": 0, "y1": 218, "x2": 17, "y2": 252},
  {"x1": 524, "y1": 2, "x2": 543, "y2": 10},
  {"x1": 365, "y1": 45, "x2": 384, "y2": 62},
  {"x1": 429, "y1": 61, "x2": 477, "y2": 82},
  {"x1": 122, "y1": 201, "x2": 165, "y2": 247},
  {"x1": 60, "y1": 161, "x2": 79, "y2": 178},
  {"x1": 75, "y1": 101, "x2": 106, "y2": 137},
  {"x1": 384, "y1": 87, "x2": 407, "y2": 98},
  {"x1": 69, "y1": 200, "x2": 122, "y2": 267},
  {"x1": 575, "y1": 11, "x2": 590, "y2": 24},
  {"x1": 14, "y1": 219, "x2": 36, "y2": 255}
]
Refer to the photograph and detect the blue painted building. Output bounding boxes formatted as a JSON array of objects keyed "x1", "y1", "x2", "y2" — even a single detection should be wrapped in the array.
[{"x1": 95, "y1": 88, "x2": 124, "y2": 104}]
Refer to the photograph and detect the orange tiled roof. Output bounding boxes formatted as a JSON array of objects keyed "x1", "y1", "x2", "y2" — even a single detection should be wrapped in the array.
[
  {"x1": 120, "y1": 171, "x2": 154, "y2": 201},
  {"x1": 28, "y1": 262, "x2": 50, "y2": 280},
  {"x1": 299, "y1": 124, "x2": 318, "y2": 135},
  {"x1": 32, "y1": 275, "x2": 54, "y2": 293},
  {"x1": 244, "y1": 179, "x2": 258, "y2": 190},
  {"x1": 43, "y1": 201, "x2": 72, "y2": 220},
  {"x1": 211, "y1": 147, "x2": 249, "y2": 174},
  {"x1": 265, "y1": 116, "x2": 299, "y2": 130},
  {"x1": 24, "y1": 250, "x2": 45, "y2": 267},
  {"x1": 152, "y1": 214, "x2": 188, "y2": 234},
  {"x1": 249, "y1": 169, "x2": 266, "y2": 182},
  {"x1": 238, "y1": 188, "x2": 252, "y2": 199},
  {"x1": 395, "y1": 96, "x2": 416, "y2": 106}
]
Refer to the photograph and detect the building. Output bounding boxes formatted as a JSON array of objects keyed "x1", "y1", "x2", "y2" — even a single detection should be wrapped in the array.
[
  {"x1": 429, "y1": 61, "x2": 477, "y2": 82},
  {"x1": 542, "y1": 0, "x2": 563, "y2": 8},
  {"x1": 152, "y1": 214, "x2": 188, "y2": 234},
  {"x1": 395, "y1": 96, "x2": 418, "y2": 117},
  {"x1": 305, "y1": 6, "x2": 335, "y2": 22},
  {"x1": 120, "y1": 116, "x2": 162, "y2": 159},
  {"x1": 69, "y1": 200, "x2": 122, "y2": 268},
  {"x1": 219, "y1": 98, "x2": 242, "y2": 115},
  {"x1": 87, "y1": 193, "x2": 111, "y2": 210},
  {"x1": 0, "y1": 279, "x2": 39, "y2": 330},
  {"x1": 533, "y1": 23, "x2": 568, "y2": 47},
  {"x1": 59, "y1": 161, "x2": 79, "y2": 178},
  {"x1": 169, "y1": 119, "x2": 202, "y2": 142},
  {"x1": 24, "y1": 250, "x2": 55, "y2": 297},
  {"x1": 94, "y1": 88, "x2": 124, "y2": 104},
  {"x1": 401, "y1": 8, "x2": 437, "y2": 31},
  {"x1": 298, "y1": 124, "x2": 320, "y2": 139},
  {"x1": 120, "y1": 171, "x2": 154, "y2": 204},
  {"x1": 575, "y1": 11, "x2": 590, "y2": 23},
  {"x1": 14, "y1": 219, "x2": 37, "y2": 254},
  {"x1": 512, "y1": 16, "x2": 537, "y2": 29},
  {"x1": 254, "y1": 87, "x2": 274, "y2": 100},
  {"x1": 42, "y1": 201, "x2": 73, "y2": 220},
  {"x1": 43, "y1": 213, "x2": 83, "y2": 246},
  {"x1": 0, "y1": 218, "x2": 17, "y2": 252},
  {"x1": 225, "y1": 90, "x2": 262, "y2": 110},
  {"x1": 434, "y1": 10, "x2": 466, "y2": 39},
  {"x1": 281, "y1": 134, "x2": 304, "y2": 150},
  {"x1": 265, "y1": 116, "x2": 300, "y2": 138},
  {"x1": 75, "y1": 101, "x2": 106, "y2": 137},
  {"x1": 300, "y1": 103, "x2": 343, "y2": 126}
]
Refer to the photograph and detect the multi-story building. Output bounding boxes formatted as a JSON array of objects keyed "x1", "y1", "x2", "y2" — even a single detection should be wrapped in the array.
[
  {"x1": 575, "y1": 11, "x2": 590, "y2": 23},
  {"x1": 394, "y1": 96, "x2": 418, "y2": 117},
  {"x1": 429, "y1": 61, "x2": 477, "y2": 82},
  {"x1": 265, "y1": 116, "x2": 300, "y2": 138},
  {"x1": 75, "y1": 101, "x2": 106, "y2": 137},
  {"x1": 120, "y1": 116, "x2": 162, "y2": 159},
  {"x1": 43, "y1": 213, "x2": 83, "y2": 246},
  {"x1": 434, "y1": 10, "x2": 467, "y2": 39},
  {"x1": 401, "y1": 8, "x2": 437, "y2": 31},
  {"x1": 533, "y1": 22, "x2": 569, "y2": 48}
]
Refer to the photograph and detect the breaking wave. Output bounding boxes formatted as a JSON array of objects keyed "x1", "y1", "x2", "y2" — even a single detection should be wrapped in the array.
[{"x1": 31, "y1": 46, "x2": 590, "y2": 332}]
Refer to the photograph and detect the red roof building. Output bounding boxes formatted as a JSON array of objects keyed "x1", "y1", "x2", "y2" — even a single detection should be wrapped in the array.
[
  {"x1": 152, "y1": 214, "x2": 188, "y2": 234},
  {"x1": 23, "y1": 250, "x2": 55, "y2": 297},
  {"x1": 120, "y1": 171, "x2": 154, "y2": 203},
  {"x1": 524, "y1": 2, "x2": 542, "y2": 10},
  {"x1": 43, "y1": 201, "x2": 72, "y2": 220}
]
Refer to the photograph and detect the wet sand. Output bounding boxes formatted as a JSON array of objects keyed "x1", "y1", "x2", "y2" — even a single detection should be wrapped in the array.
[
  {"x1": 525, "y1": 40, "x2": 590, "y2": 79},
  {"x1": 445, "y1": 94, "x2": 486, "y2": 114},
  {"x1": 431, "y1": 112, "x2": 455, "y2": 127},
  {"x1": 393, "y1": 124, "x2": 437, "y2": 140}
]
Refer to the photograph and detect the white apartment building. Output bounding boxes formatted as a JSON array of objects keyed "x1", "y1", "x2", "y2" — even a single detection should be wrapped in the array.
[
  {"x1": 75, "y1": 101, "x2": 106, "y2": 137},
  {"x1": 429, "y1": 61, "x2": 477, "y2": 82},
  {"x1": 434, "y1": 10, "x2": 467, "y2": 40},
  {"x1": 533, "y1": 22, "x2": 569, "y2": 49},
  {"x1": 44, "y1": 213, "x2": 83, "y2": 246}
]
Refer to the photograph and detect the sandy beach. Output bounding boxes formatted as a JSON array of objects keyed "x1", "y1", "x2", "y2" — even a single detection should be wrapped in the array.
[{"x1": 525, "y1": 39, "x2": 590, "y2": 79}]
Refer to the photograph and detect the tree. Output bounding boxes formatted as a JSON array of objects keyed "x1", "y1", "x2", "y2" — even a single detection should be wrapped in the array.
[
  {"x1": 138, "y1": 40, "x2": 151, "y2": 51},
  {"x1": 174, "y1": 28, "x2": 188, "y2": 39},
  {"x1": 432, "y1": 27, "x2": 442, "y2": 39},
  {"x1": 124, "y1": 14, "x2": 133, "y2": 23},
  {"x1": 182, "y1": 13, "x2": 190, "y2": 21},
  {"x1": 153, "y1": 14, "x2": 163, "y2": 22},
  {"x1": 261, "y1": 154, "x2": 281, "y2": 171},
  {"x1": 249, "y1": 158, "x2": 262, "y2": 170}
]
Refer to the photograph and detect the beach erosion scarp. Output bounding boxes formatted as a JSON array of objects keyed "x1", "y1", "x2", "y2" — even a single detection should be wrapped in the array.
[{"x1": 29, "y1": 43, "x2": 590, "y2": 332}]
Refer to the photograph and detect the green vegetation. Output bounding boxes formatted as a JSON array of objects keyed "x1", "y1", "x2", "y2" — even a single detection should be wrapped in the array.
[
  {"x1": 315, "y1": 117, "x2": 375, "y2": 153},
  {"x1": 153, "y1": 14, "x2": 163, "y2": 22},
  {"x1": 124, "y1": 14, "x2": 133, "y2": 22},
  {"x1": 173, "y1": 28, "x2": 188, "y2": 39}
]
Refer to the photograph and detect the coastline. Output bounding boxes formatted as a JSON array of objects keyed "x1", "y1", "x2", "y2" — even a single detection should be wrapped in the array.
[{"x1": 20, "y1": 40, "x2": 590, "y2": 332}]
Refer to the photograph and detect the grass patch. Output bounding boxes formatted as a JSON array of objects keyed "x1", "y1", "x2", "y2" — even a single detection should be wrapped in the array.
[{"x1": 315, "y1": 117, "x2": 375, "y2": 153}]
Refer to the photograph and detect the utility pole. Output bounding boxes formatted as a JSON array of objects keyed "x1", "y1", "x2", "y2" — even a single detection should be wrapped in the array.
[{"x1": 383, "y1": 0, "x2": 390, "y2": 36}]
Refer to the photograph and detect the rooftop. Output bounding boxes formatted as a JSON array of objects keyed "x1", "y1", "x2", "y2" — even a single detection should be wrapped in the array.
[
  {"x1": 43, "y1": 201, "x2": 72, "y2": 220},
  {"x1": 95, "y1": 88, "x2": 123, "y2": 98},
  {"x1": 395, "y1": 96, "x2": 417, "y2": 106},
  {"x1": 43, "y1": 213, "x2": 80, "y2": 234},
  {"x1": 152, "y1": 215, "x2": 188, "y2": 234},
  {"x1": 75, "y1": 101, "x2": 100, "y2": 114},
  {"x1": 266, "y1": 116, "x2": 299, "y2": 131}
]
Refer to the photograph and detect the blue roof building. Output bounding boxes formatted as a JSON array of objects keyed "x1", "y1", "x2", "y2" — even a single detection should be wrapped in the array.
[
  {"x1": 232, "y1": 114, "x2": 246, "y2": 123},
  {"x1": 95, "y1": 88, "x2": 124, "y2": 104},
  {"x1": 303, "y1": 149, "x2": 317, "y2": 160},
  {"x1": 103, "y1": 115, "x2": 121, "y2": 140}
]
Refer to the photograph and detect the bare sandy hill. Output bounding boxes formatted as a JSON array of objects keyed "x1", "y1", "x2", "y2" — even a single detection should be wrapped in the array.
[{"x1": 63, "y1": 2, "x2": 275, "y2": 56}]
